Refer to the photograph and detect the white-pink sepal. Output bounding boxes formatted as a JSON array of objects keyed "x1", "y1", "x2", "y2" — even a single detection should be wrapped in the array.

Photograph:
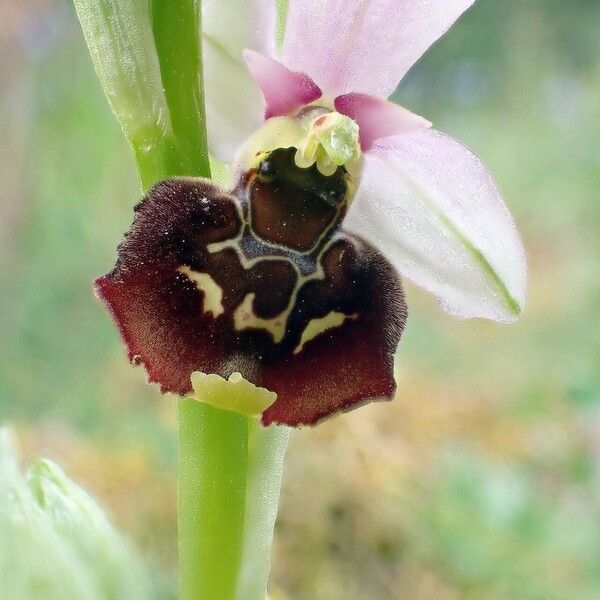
[{"x1": 346, "y1": 129, "x2": 527, "y2": 322}]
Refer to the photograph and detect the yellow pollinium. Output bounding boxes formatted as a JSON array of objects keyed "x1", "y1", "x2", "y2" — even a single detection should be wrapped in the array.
[
  {"x1": 294, "y1": 111, "x2": 361, "y2": 176},
  {"x1": 190, "y1": 371, "x2": 277, "y2": 416}
]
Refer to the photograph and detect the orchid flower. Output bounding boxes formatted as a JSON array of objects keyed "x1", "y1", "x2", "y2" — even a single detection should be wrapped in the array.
[{"x1": 95, "y1": 0, "x2": 526, "y2": 427}]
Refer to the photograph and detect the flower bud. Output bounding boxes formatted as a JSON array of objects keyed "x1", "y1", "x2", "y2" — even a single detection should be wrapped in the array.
[{"x1": 0, "y1": 427, "x2": 158, "y2": 599}]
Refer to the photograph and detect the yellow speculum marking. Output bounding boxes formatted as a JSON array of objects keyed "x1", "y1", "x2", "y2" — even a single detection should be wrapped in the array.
[
  {"x1": 293, "y1": 312, "x2": 358, "y2": 355},
  {"x1": 178, "y1": 266, "x2": 224, "y2": 317},
  {"x1": 233, "y1": 293, "x2": 290, "y2": 343},
  {"x1": 199, "y1": 167, "x2": 360, "y2": 347}
]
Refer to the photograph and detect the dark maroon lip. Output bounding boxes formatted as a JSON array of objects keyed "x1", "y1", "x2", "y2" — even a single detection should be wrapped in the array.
[{"x1": 94, "y1": 155, "x2": 406, "y2": 427}]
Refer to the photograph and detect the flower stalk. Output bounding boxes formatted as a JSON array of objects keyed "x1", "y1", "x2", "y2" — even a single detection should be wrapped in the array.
[
  {"x1": 74, "y1": 1, "x2": 289, "y2": 598},
  {"x1": 151, "y1": 0, "x2": 211, "y2": 185},
  {"x1": 178, "y1": 399, "x2": 289, "y2": 600},
  {"x1": 177, "y1": 399, "x2": 248, "y2": 600}
]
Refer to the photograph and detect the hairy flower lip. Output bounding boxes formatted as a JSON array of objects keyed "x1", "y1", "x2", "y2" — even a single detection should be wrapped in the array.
[
  {"x1": 94, "y1": 174, "x2": 406, "y2": 427},
  {"x1": 91, "y1": 0, "x2": 527, "y2": 431}
]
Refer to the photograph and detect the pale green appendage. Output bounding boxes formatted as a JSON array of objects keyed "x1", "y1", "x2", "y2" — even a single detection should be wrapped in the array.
[
  {"x1": 236, "y1": 113, "x2": 363, "y2": 193},
  {"x1": 73, "y1": 1, "x2": 290, "y2": 599},
  {"x1": 191, "y1": 372, "x2": 277, "y2": 416}
]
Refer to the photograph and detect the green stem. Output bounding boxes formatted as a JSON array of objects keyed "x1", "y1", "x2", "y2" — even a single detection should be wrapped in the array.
[
  {"x1": 178, "y1": 400, "x2": 249, "y2": 600},
  {"x1": 151, "y1": 0, "x2": 211, "y2": 182},
  {"x1": 178, "y1": 399, "x2": 290, "y2": 600}
]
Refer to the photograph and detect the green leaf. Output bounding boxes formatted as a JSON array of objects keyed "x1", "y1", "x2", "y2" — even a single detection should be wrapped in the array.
[{"x1": 73, "y1": 0, "x2": 175, "y2": 188}]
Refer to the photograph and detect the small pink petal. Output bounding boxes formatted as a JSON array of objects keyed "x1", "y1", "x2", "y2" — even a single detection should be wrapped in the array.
[
  {"x1": 243, "y1": 50, "x2": 322, "y2": 119},
  {"x1": 282, "y1": 0, "x2": 475, "y2": 98},
  {"x1": 335, "y1": 93, "x2": 431, "y2": 151}
]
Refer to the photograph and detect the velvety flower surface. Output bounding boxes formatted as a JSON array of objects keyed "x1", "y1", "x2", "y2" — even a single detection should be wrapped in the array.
[
  {"x1": 203, "y1": 0, "x2": 527, "y2": 322},
  {"x1": 96, "y1": 151, "x2": 406, "y2": 426}
]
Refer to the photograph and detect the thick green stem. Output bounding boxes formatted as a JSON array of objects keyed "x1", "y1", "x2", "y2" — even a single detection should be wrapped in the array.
[
  {"x1": 178, "y1": 400, "x2": 249, "y2": 600},
  {"x1": 178, "y1": 399, "x2": 289, "y2": 600},
  {"x1": 151, "y1": 0, "x2": 211, "y2": 182}
]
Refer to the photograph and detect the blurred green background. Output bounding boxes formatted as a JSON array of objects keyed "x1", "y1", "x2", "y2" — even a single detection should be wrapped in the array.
[{"x1": 1, "y1": 0, "x2": 599, "y2": 598}]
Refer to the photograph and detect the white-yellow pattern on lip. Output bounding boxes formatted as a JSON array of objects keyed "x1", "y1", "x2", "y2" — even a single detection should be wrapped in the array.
[
  {"x1": 233, "y1": 293, "x2": 290, "y2": 343},
  {"x1": 293, "y1": 312, "x2": 358, "y2": 354},
  {"x1": 177, "y1": 266, "x2": 225, "y2": 317},
  {"x1": 180, "y1": 165, "x2": 359, "y2": 347}
]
